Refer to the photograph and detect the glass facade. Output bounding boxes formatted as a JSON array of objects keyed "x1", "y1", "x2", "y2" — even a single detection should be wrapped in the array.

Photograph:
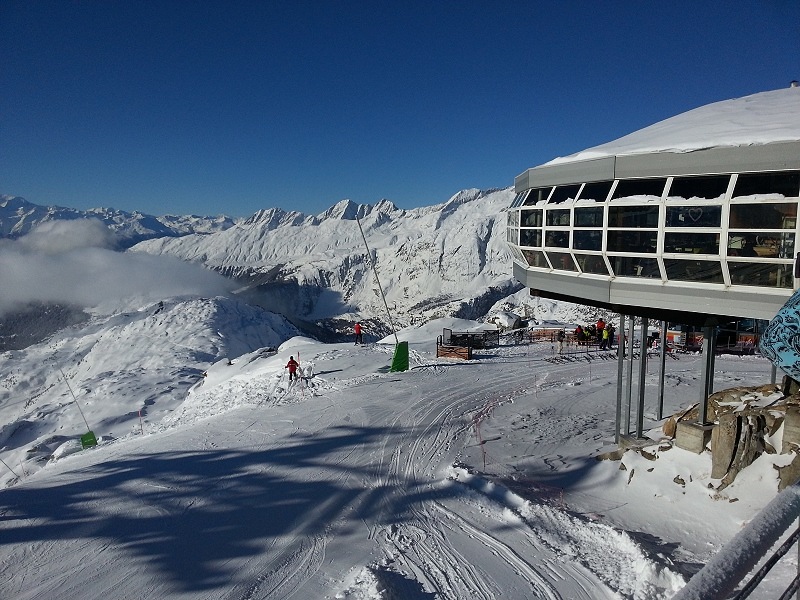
[{"x1": 507, "y1": 170, "x2": 800, "y2": 290}]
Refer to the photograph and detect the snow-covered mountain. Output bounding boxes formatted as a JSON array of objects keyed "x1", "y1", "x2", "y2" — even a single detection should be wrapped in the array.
[
  {"x1": 133, "y1": 188, "x2": 523, "y2": 334},
  {"x1": 0, "y1": 195, "x2": 237, "y2": 248},
  {"x1": 0, "y1": 186, "x2": 540, "y2": 488},
  {"x1": 0, "y1": 295, "x2": 300, "y2": 484}
]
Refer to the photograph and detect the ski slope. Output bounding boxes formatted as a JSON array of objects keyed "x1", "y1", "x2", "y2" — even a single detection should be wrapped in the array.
[{"x1": 0, "y1": 325, "x2": 788, "y2": 599}]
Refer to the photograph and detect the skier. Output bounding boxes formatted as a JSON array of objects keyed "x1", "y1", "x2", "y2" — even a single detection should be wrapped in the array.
[
  {"x1": 354, "y1": 322, "x2": 363, "y2": 345},
  {"x1": 556, "y1": 329, "x2": 566, "y2": 354},
  {"x1": 285, "y1": 356, "x2": 299, "y2": 381}
]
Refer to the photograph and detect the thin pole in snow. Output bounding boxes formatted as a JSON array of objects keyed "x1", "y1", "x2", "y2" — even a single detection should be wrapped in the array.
[
  {"x1": 356, "y1": 214, "x2": 399, "y2": 345},
  {"x1": 0, "y1": 457, "x2": 19, "y2": 478},
  {"x1": 59, "y1": 368, "x2": 91, "y2": 432}
]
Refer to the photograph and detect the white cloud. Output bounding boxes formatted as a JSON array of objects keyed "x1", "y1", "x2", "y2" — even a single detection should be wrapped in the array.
[{"x1": 0, "y1": 220, "x2": 232, "y2": 315}]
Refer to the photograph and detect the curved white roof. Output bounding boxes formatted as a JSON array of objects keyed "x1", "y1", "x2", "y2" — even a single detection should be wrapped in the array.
[{"x1": 547, "y1": 87, "x2": 800, "y2": 167}]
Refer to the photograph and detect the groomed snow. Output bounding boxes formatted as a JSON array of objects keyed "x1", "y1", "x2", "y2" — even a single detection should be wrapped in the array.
[{"x1": 0, "y1": 315, "x2": 795, "y2": 599}]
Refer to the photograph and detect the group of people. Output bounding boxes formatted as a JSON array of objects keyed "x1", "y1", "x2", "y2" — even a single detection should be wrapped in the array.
[{"x1": 556, "y1": 318, "x2": 616, "y2": 353}]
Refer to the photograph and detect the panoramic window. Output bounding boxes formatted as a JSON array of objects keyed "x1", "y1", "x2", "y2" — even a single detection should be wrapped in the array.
[
  {"x1": 522, "y1": 249, "x2": 550, "y2": 269},
  {"x1": 548, "y1": 184, "x2": 582, "y2": 204},
  {"x1": 547, "y1": 251, "x2": 578, "y2": 271},
  {"x1": 609, "y1": 256, "x2": 660, "y2": 278},
  {"x1": 520, "y1": 209, "x2": 543, "y2": 227},
  {"x1": 577, "y1": 181, "x2": 613, "y2": 202},
  {"x1": 611, "y1": 178, "x2": 667, "y2": 201},
  {"x1": 733, "y1": 171, "x2": 800, "y2": 199},
  {"x1": 664, "y1": 259, "x2": 724, "y2": 284},
  {"x1": 665, "y1": 205, "x2": 722, "y2": 227},
  {"x1": 509, "y1": 245, "x2": 526, "y2": 264},
  {"x1": 663, "y1": 232, "x2": 720, "y2": 254},
  {"x1": 510, "y1": 191, "x2": 529, "y2": 208},
  {"x1": 574, "y1": 253, "x2": 609, "y2": 275},
  {"x1": 573, "y1": 230, "x2": 602, "y2": 251},
  {"x1": 607, "y1": 230, "x2": 657, "y2": 253},
  {"x1": 728, "y1": 262, "x2": 793, "y2": 288},
  {"x1": 520, "y1": 229, "x2": 542, "y2": 247},
  {"x1": 507, "y1": 211, "x2": 520, "y2": 228},
  {"x1": 545, "y1": 230, "x2": 569, "y2": 247},
  {"x1": 574, "y1": 206, "x2": 604, "y2": 227},
  {"x1": 608, "y1": 205, "x2": 659, "y2": 228},
  {"x1": 729, "y1": 203, "x2": 797, "y2": 229},
  {"x1": 507, "y1": 228, "x2": 518, "y2": 245},
  {"x1": 667, "y1": 175, "x2": 730, "y2": 201},
  {"x1": 545, "y1": 208, "x2": 570, "y2": 226},
  {"x1": 523, "y1": 187, "x2": 553, "y2": 205},
  {"x1": 727, "y1": 232, "x2": 795, "y2": 258}
]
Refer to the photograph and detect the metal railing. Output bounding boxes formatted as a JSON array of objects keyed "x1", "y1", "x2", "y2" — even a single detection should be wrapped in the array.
[{"x1": 672, "y1": 484, "x2": 800, "y2": 599}]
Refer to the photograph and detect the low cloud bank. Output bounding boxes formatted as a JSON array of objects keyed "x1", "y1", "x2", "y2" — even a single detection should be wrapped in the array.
[{"x1": 0, "y1": 219, "x2": 232, "y2": 315}]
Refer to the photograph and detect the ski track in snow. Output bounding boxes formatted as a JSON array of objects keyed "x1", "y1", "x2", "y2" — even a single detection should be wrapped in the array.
[{"x1": 0, "y1": 339, "x2": 775, "y2": 599}]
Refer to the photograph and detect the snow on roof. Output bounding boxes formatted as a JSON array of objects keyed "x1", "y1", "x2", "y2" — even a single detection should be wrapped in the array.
[{"x1": 547, "y1": 86, "x2": 800, "y2": 166}]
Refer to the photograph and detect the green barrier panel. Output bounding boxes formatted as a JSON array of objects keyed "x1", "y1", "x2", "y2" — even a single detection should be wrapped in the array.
[
  {"x1": 80, "y1": 431, "x2": 98, "y2": 449},
  {"x1": 390, "y1": 341, "x2": 409, "y2": 372}
]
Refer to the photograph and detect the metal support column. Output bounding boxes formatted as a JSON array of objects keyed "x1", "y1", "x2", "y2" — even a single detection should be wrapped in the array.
[
  {"x1": 636, "y1": 318, "x2": 649, "y2": 438},
  {"x1": 615, "y1": 314, "x2": 626, "y2": 444},
  {"x1": 625, "y1": 317, "x2": 636, "y2": 435},
  {"x1": 699, "y1": 325, "x2": 714, "y2": 425},
  {"x1": 658, "y1": 320, "x2": 667, "y2": 420}
]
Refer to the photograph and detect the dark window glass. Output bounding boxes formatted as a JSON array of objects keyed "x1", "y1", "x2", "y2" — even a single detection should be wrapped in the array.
[
  {"x1": 522, "y1": 249, "x2": 550, "y2": 269},
  {"x1": 520, "y1": 229, "x2": 542, "y2": 247},
  {"x1": 665, "y1": 205, "x2": 722, "y2": 227},
  {"x1": 609, "y1": 256, "x2": 660, "y2": 278},
  {"x1": 546, "y1": 209, "x2": 570, "y2": 226},
  {"x1": 506, "y1": 228, "x2": 518, "y2": 244},
  {"x1": 578, "y1": 181, "x2": 613, "y2": 202},
  {"x1": 727, "y1": 232, "x2": 795, "y2": 258},
  {"x1": 667, "y1": 175, "x2": 730, "y2": 200},
  {"x1": 608, "y1": 205, "x2": 659, "y2": 228},
  {"x1": 607, "y1": 230, "x2": 657, "y2": 253},
  {"x1": 545, "y1": 231, "x2": 569, "y2": 247},
  {"x1": 611, "y1": 178, "x2": 667, "y2": 200},
  {"x1": 664, "y1": 259, "x2": 724, "y2": 283},
  {"x1": 729, "y1": 203, "x2": 797, "y2": 229},
  {"x1": 728, "y1": 262, "x2": 793, "y2": 288},
  {"x1": 547, "y1": 251, "x2": 578, "y2": 271},
  {"x1": 523, "y1": 187, "x2": 553, "y2": 205},
  {"x1": 733, "y1": 171, "x2": 800, "y2": 198},
  {"x1": 548, "y1": 184, "x2": 582, "y2": 204},
  {"x1": 573, "y1": 230, "x2": 602, "y2": 250},
  {"x1": 521, "y1": 209, "x2": 543, "y2": 227},
  {"x1": 574, "y1": 253, "x2": 609, "y2": 275},
  {"x1": 575, "y1": 206, "x2": 604, "y2": 227},
  {"x1": 664, "y1": 232, "x2": 720, "y2": 254}
]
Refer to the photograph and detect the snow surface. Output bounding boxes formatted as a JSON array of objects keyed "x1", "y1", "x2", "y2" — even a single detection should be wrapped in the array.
[
  {"x1": 547, "y1": 86, "x2": 800, "y2": 165},
  {"x1": 0, "y1": 311, "x2": 795, "y2": 599}
]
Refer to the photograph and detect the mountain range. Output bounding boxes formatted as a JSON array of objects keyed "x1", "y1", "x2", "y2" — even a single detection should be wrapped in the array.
[{"x1": 1, "y1": 187, "x2": 591, "y2": 487}]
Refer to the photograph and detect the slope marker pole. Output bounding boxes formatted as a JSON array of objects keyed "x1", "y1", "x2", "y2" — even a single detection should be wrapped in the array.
[
  {"x1": 356, "y1": 214, "x2": 399, "y2": 346},
  {"x1": 59, "y1": 368, "x2": 91, "y2": 432}
]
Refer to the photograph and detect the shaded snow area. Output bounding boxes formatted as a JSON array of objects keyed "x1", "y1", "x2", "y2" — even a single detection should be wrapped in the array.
[{"x1": 0, "y1": 315, "x2": 794, "y2": 599}]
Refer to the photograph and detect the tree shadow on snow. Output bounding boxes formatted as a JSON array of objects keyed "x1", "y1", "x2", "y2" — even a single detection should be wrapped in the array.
[{"x1": 0, "y1": 423, "x2": 467, "y2": 595}]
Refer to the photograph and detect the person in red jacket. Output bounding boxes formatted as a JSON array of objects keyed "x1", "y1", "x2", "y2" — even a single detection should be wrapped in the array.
[
  {"x1": 354, "y1": 322, "x2": 363, "y2": 345},
  {"x1": 285, "y1": 356, "x2": 299, "y2": 381}
]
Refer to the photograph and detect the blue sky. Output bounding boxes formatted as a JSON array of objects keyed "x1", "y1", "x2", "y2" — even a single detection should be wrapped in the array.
[{"x1": 2, "y1": 1, "x2": 798, "y2": 218}]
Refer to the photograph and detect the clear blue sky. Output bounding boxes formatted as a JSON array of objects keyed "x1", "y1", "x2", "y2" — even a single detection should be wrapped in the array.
[{"x1": 2, "y1": 1, "x2": 798, "y2": 217}]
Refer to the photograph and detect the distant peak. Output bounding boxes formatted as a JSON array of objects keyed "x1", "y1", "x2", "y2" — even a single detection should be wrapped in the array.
[{"x1": 320, "y1": 199, "x2": 361, "y2": 221}]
